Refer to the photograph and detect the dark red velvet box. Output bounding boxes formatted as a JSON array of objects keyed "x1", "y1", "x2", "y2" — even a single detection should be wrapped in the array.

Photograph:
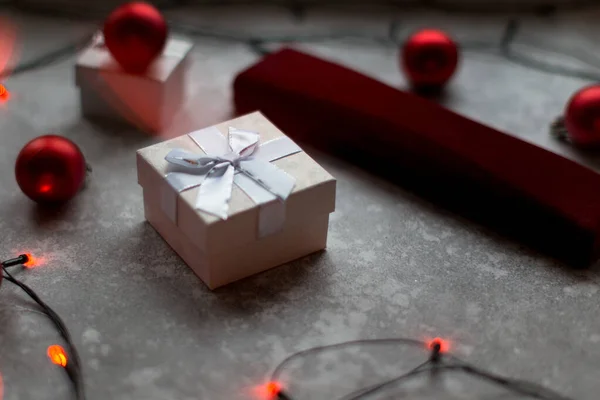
[{"x1": 233, "y1": 48, "x2": 600, "y2": 266}]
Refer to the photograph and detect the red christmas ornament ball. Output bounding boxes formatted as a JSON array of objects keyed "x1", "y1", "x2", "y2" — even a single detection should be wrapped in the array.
[
  {"x1": 103, "y1": 2, "x2": 168, "y2": 73},
  {"x1": 402, "y1": 29, "x2": 459, "y2": 87},
  {"x1": 15, "y1": 135, "x2": 86, "y2": 204},
  {"x1": 564, "y1": 85, "x2": 600, "y2": 147}
]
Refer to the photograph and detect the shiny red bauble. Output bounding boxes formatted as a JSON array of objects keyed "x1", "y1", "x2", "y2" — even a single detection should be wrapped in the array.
[
  {"x1": 103, "y1": 2, "x2": 168, "y2": 73},
  {"x1": 402, "y1": 29, "x2": 459, "y2": 88},
  {"x1": 15, "y1": 135, "x2": 86, "y2": 204},
  {"x1": 564, "y1": 85, "x2": 600, "y2": 147}
]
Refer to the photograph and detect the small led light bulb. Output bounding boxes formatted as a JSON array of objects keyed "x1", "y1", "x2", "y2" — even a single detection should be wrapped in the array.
[
  {"x1": 427, "y1": 337, "x2": 450, "y2": 362},
  {"x1": 267, "y1": 382, "x2": 281, "y2": 396},
  {"x1": 47, "y1": 345, "x2": 68, "y2": 367},
  {"x1": 23, "y1": 253, "x2": 38, "y2": 268},
  {"x1": 428, "y1": 337, "x2": 450, "y2": 353},
  {"x1": 0, "y1": 84, "x2": 10, "y2": 103},
  {"x1": 257, "y1": 381, "x2": 292, "y2": 400}
]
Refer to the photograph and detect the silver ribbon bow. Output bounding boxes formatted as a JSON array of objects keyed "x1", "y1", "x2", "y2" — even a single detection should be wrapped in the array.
[{"x1": 162, "y1": 126, "x2": 302, "y2": 237}]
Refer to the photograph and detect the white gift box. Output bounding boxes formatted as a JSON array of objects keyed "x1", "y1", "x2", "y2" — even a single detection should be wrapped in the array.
[
  {"x1": 136, "y1": 112, "x2": 337, "y2": 289},
  {"x1": 75, "y1": 32, "x2": 193, "y2": 133}
]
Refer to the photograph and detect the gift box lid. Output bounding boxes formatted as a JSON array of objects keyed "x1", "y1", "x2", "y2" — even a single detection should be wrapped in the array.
[
  {"x1": 75, "y1": 32, "x2": 193, "y2": 87},
  {"x1": 136, "y1": 112, "x2": 337, "y2": 254}
]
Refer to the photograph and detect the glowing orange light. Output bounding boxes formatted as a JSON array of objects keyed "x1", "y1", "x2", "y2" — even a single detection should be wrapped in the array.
[
  {"x1": 253, "y1": 381, "x2": 283, "y2": 399},
  {"x1": 23, "y1": 253, "x2": 41, "y2": 268},
  {"x1": 14, "y1": 252, "x2": 46, "y2": 268},
  {"x1": 0, "y1": 84, "x2": 8, "y2": 103},
  {"x1": 427, "y1": 337, "x2": 450, "y2": 354},
  {"x1": 266, "y1": 382, "x2": 281, "y2": 398},
  {"x1": 0, "y1": 373, "x2": 4, "y2": 400},
  {"x1": 47, "y1": 345, "x2": 68, "y2": 367}
]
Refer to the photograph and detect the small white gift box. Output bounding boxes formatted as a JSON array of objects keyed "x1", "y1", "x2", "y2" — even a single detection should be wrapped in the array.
[
  {"x1": 136, "y1": 112, "x2": 337, "y2": 289},
  {"x1": 75, "y1": 32, "x2": 193, "y2": 133}
]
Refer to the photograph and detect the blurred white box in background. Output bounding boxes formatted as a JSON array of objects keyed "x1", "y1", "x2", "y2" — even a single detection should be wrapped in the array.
[{"x1": 75, "y1": 32, "x2": 193, "y2": 134}]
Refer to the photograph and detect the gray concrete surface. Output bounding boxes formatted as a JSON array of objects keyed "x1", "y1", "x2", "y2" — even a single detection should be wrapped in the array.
[{"x1": 1, "y1": 6, "x2": 600, "y2": 400}]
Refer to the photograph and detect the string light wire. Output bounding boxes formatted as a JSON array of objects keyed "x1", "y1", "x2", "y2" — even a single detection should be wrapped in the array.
[
  {"x1": 6, "y1": 0, "x2": 600, "y2": 16},
  {"x1": 1, "y1": 256, "x2": 85, "y2": 400},
  {"x1": 0, "y1": 32, "x2": 95, "y2": 79},
  {"x1": 0, "y1": 3, "x2": 599, "y2": 82},
  {"x1": 336, "y1": 359, "x2": 433, "y2": 400},
  {"x1": 269, "y1": 338, "x2": 576, "y2": 400},
  {"x1": 270, "y1": 337, "x2": 424, "y2": 382}
]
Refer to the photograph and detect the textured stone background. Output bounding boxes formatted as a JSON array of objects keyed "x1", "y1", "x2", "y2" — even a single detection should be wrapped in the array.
[{"x1": 1, "y1": 4, "x2": 600, "y2": 400}]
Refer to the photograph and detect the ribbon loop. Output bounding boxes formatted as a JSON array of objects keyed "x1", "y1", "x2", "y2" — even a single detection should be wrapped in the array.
[
  {"x1": 228, "y1": 127, "x2": 260, "y2": 156},
  {"x1": 197, "y1": 164, "x2": 235, "y2": 220},
  {"x1": 163, "y1": 127, "x2": 301, "y2": 227}
]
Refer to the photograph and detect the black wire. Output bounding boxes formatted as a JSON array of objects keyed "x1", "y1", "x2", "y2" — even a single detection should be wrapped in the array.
[
  {"x1": 350, "y1": 363, "x2": 573, "y2": 400},
  {"x1": 248, "y1": 39, "x2": 272, "y2": 57},
  {"x1": 270, "y1": 338, "x2": 424, "y2": 382},
  {"x1": 1, "y1": 6, "x2": 600, "y2": 83},
  {"x1": 388, "y1": 19, "x2": 402, "y2": 43},
  {"x1": 0, "y1": 32, "x2": 95, "y2": 79},
  {"x1": 270, "y1": 338, "x2": 576, "y2": 400},
  {"x1": 172, "y1": 20, "x2": 600, "y2": 82},
  {"x1": 411, "y1": 0, "x2": 600, "y2": 14},
  {"x1": 7, "y1": 0, "x2": 184, "y2": 21},
  {"x1": 1, "y1": 265, "x2": 85, "y2": 400},
  {"x1": 336, "y1": 359, "x2": 434, "y2": 400},
  {"x1": 500, "y1": 19, "x2": 520, "y2": 50},
  {"x1": 446, "y1": 355, "x2": 574, "y2": 400},
  {"x1": 7, "y1": 1, "x2": 600, "y2": 18}
]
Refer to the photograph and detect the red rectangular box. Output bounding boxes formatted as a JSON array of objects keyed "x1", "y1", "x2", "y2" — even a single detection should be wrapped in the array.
[{"x1": 233, "y1": 48, "x2": 600, "y2": 266}]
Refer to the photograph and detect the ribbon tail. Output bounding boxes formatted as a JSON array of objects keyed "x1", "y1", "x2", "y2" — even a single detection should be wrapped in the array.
[
  {"x1": 195, "y1": 164, "x2": 235, "y2": 220},
  {"x1": 238, "y1": 159, "x2": 296, "y2": 200},
  {"x1": 234, "y1": 172, "x2": 285, "y2": 238}
]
